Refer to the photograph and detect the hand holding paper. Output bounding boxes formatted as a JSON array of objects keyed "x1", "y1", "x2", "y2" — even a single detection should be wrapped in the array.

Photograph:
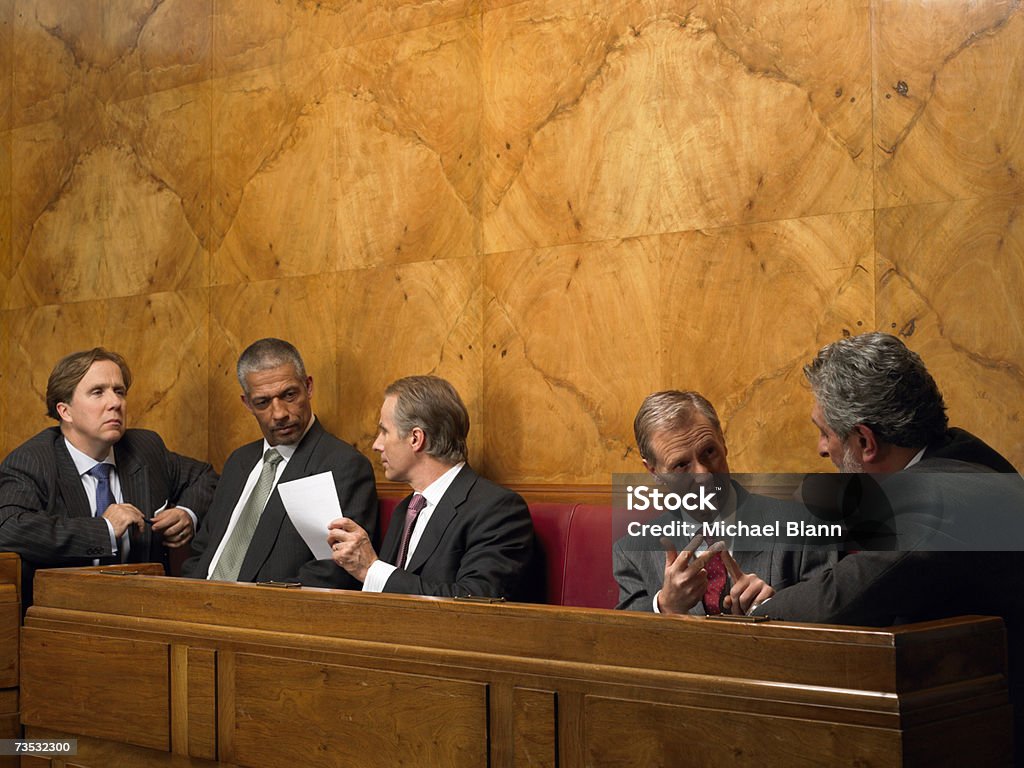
[{"x1": 276, "y1": 472, "x2": 343, "y2": 560}]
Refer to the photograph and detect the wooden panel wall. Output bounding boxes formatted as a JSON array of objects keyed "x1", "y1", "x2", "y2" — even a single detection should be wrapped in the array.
[{"x1": 0, "y1": 1, "x2": 1021, "y2": 482}]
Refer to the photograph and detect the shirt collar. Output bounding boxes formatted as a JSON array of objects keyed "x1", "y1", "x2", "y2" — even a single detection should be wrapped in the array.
[
  {"x1": 903, "y1": 446, "x2": 928, "y2": 470},
  {"x1": 417, "y1": 462, "x2": 466, "y2": 509},
  {"x1": 64, "y1": 437, "x2": 115, "y2": 476}
]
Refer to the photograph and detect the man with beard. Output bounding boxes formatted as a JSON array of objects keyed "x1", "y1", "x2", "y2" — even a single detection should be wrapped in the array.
[{"x1": 750, "y1": 332, "x2": 1024, "y2": 756}]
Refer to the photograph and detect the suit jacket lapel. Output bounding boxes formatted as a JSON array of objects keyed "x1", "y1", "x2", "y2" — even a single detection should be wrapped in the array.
[
  {"x1": 54, "y1": 435, "x2": 93, "y2": 519},
  {"x1": 380, "y1": 496, "x2": 411, "y2": 564},
  {"x1": 238, "y1": 420, "x2": 323, "y2": 581},
  {"x1": 117, "y1": 444, "x2": 149, "y2": 510},
  {"x1": 405, "y1": 465, "x2": 474, "y2": 573},
  {"x1": 196, "y1": 441, "x2": 260, "y2": 575},
  {"x1": 116, "y1": 442, "x2": 154, "y2": 563}
]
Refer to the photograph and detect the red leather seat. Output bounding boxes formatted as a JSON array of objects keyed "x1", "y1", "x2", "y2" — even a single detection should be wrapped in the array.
[
  {"x1": 377, "y1": 496, "x2": 402, "y2": 547},
  {"x1": 527, "y1": 502, "x2": 574, "y2": 606},
  {"x1": 561, "y1": 504, "x2": 618, "y2": 609}
]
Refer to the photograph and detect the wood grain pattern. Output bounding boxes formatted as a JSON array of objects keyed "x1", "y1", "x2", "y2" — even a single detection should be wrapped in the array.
[
  {"x1": 21, "y1": 627, "x2": 170, "y2": 750},
  {"x1": 211, "y1": 18, "x2": 480, "y2": 286},
  {"x1": 170, "y1": 645, "x2": 217, "y2": 759},
  {"x1": 583, "y1": 694, "x2": 902, "y2": 767},
  {"x1": 876, "y1": 195, "x2": 1024, "y2": 470},
  {"x1": 0, "y1": 584, "x2": 16, "y2": 688},
  {"x1": 874, "y1": 0, "x2": 1024, "y2": 207},
  {"x1": 335, "y1": 257, "x2": 483, "y2": 476},
  {"x1": 483, "y1": 239, "x2": 660, "y2": 482},
  {"x1": 661, "y1": 211, "x2": 876, "y2": 473},
  {"x1": 212, "y1": 0, "x2": 477, "y2": 78},
  {"x1": 482, "y1": 0, "x2": 872, "y2": 252},
  {"x1": 1, "y1": 0, "x2": 1022, "y2": 482},
  {"x1": 2, "y1": 291, "x2": 209, "y2": 458},
  {"x1": 0, "y1": 0, "x2": 10, "y2": 133},
  {"x1": 225, "y1": 654, "x2": 488, "y2": 768},
  {"x1": 24, "y1": 727, "x2": 226, "y2": 768},
  {"x1": 28, "y1": 568, "x2": 1009, "y2": 695},
  {"x1": 209, "y1": 276, "x2": 341, "y2": 468},
  {"x1": 512, "y1": 687, "x2": 556, "y2": 768},
  {"x1": 186, "y1": 647, "x2": 216, "y2": 760},
  {"x1": 20, "y1": 570, "x2": 1015, "y2": 767}
]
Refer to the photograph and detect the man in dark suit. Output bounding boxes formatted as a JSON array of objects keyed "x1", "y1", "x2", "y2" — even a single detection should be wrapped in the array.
[
  {"x1": 613, "y1": 391, "x2": 832, "y2": 616},
  {"x1": 0, "y1": 348, "x2": 217, "y2": 605},
  {"x1": 748, "y1": 332, "x2": 1024, "y2": 754},
  {"x1": 182, "y1": 339, "x2": 377, "y2": 586},
  {"x1": 326, "y1": 375, "x2": 534, "y2": 599}
]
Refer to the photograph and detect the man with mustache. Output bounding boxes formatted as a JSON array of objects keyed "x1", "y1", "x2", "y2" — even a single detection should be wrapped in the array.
[
  {"x1": 750, "y1": 332, "x2": 1024, "y2": 755},
  {"x1": 0, "y1": 348, "x2": 217, "y2": 605},
  {"x1": 183, "y1": 338, "x2": 377, "y2": 585}
]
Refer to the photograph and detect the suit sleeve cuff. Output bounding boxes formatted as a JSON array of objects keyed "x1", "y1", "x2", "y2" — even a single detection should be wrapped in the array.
[
  {"x1": 653, "y1": 590, "x2": 663, "y2": 614},
  {"x1": 362, "y1": 560, "x2": 396, "y2": 593}
]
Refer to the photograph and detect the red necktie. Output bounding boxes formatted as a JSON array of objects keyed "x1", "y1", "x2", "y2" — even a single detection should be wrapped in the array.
[
  {"x1": 395, "y1": 493, "x2": 427, "y2": 568},
  {"x1": 702, "y1": 551, "x2": 727, "y2": 615}
]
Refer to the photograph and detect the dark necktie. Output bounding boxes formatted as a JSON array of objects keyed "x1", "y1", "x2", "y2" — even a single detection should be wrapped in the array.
[
  {"x1": 211, "y1": 448, "x2": 283, "y2": 581},
  {"x1": 702, "y1": 551, "x2": 727, "y2": 615},
  {"x1": 396, "y1": 493, "x2": 427, "y2": 569},
  {"x1": 87, "y1": 463, "x2": 115, "y2": 517}
]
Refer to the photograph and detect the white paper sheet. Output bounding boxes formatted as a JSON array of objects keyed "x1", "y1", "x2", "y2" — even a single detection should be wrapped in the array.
[{"x1": 276, "y1": 471, "x2": 342, "y2": 560}]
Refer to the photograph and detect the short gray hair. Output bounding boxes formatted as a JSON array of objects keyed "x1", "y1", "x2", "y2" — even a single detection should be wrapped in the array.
[
  {"x1": 236, "y1": 338, "x2": 307, "y2": 393},
  {"x1": 804, "y1": 332, "x2": 947, "y2": 447},
  {"x1": 634, "y1": 391, "x2": 722, "y2": 465},
  {"x1": 385, "y1": 376, "x2": 469, "y2": 464}
]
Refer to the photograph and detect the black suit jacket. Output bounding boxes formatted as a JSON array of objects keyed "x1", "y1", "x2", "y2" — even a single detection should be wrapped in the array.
[
  {"x1": 375, "y1": 465, "x2": 535, "y2": 599},
  {"x1": 0, "y1": 426, "x2": 217, "y2": 605},
  {"x1": 750, "y1": 429, "x2": 1024, "y2": 758},
  {"x1": 182, "y1": 418, "x2": 378, "y2": 587},
  {"x1": 752, "y1": 428, "x2": 1022, "y2": 625}
]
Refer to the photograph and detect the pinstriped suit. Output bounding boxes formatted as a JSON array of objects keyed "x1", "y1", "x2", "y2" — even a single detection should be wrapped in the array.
[{"x1": 0, "y1": 426, "x2": 217, "y2": 605}]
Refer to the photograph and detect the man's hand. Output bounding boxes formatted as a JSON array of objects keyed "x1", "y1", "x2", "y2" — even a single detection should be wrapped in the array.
[
  {"x1": 327, "y1": 517, "x2": 378, "y2": 583},
  {"x1": 657, "y1": 536, "x2": 726, "y2": 615},
  {"x1": 102, "y1": 504, "x2": 147, "y2": 538},
  {"x1": 151, "y1": 507, "x2": 195, "y2": 548},
  {"x1": 720, "y1": 550, "x2": 774, "y2": 615}
]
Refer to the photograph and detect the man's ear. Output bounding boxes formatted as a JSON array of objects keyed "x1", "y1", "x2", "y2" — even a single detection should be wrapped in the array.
[
  {"x1": 642, "y1": 458, "x2": 657, "y2": 477},
  {"x1": 55, "y1": 402, "x2": 71, "y2": 423},
  {"x1": 851, "y1": 424, "x2": 881, "y2": 463},
  {"x1": 408, "y1": 427, "x2": 426, "y2": 453},
  {"x1": 241, "y1": 393, "x2": 253, "y2": 413}
]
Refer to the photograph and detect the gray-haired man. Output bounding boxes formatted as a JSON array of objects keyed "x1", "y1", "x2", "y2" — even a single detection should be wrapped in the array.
[{"x1": 183, "y1": 338, "x2": 378, "y2": 585}]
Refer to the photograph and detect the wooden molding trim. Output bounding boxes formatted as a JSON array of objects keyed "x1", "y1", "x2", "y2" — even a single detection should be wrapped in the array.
[
  {"x1": 375, "y1": 481, "x2": 613, "y2": 504},
  {"x1": 376, "y1": 481, "x2": 799, "y2": 504}
]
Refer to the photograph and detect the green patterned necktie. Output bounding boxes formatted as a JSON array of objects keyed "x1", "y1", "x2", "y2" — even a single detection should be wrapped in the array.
[{"x1": 210, "y1": 448, "x2": 283, "y2": 581}]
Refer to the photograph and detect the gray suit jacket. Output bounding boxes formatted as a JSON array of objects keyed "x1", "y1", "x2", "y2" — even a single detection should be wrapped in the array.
[
  {"x1": 0, "y1": 426, "x2": 217, "y2": 605},
  {"x1": 182, "y1": 418, "x2": 378, "y2": 587},
  {"x1": 613, "y1": 483, "x2": 834, "y2": 614}
]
